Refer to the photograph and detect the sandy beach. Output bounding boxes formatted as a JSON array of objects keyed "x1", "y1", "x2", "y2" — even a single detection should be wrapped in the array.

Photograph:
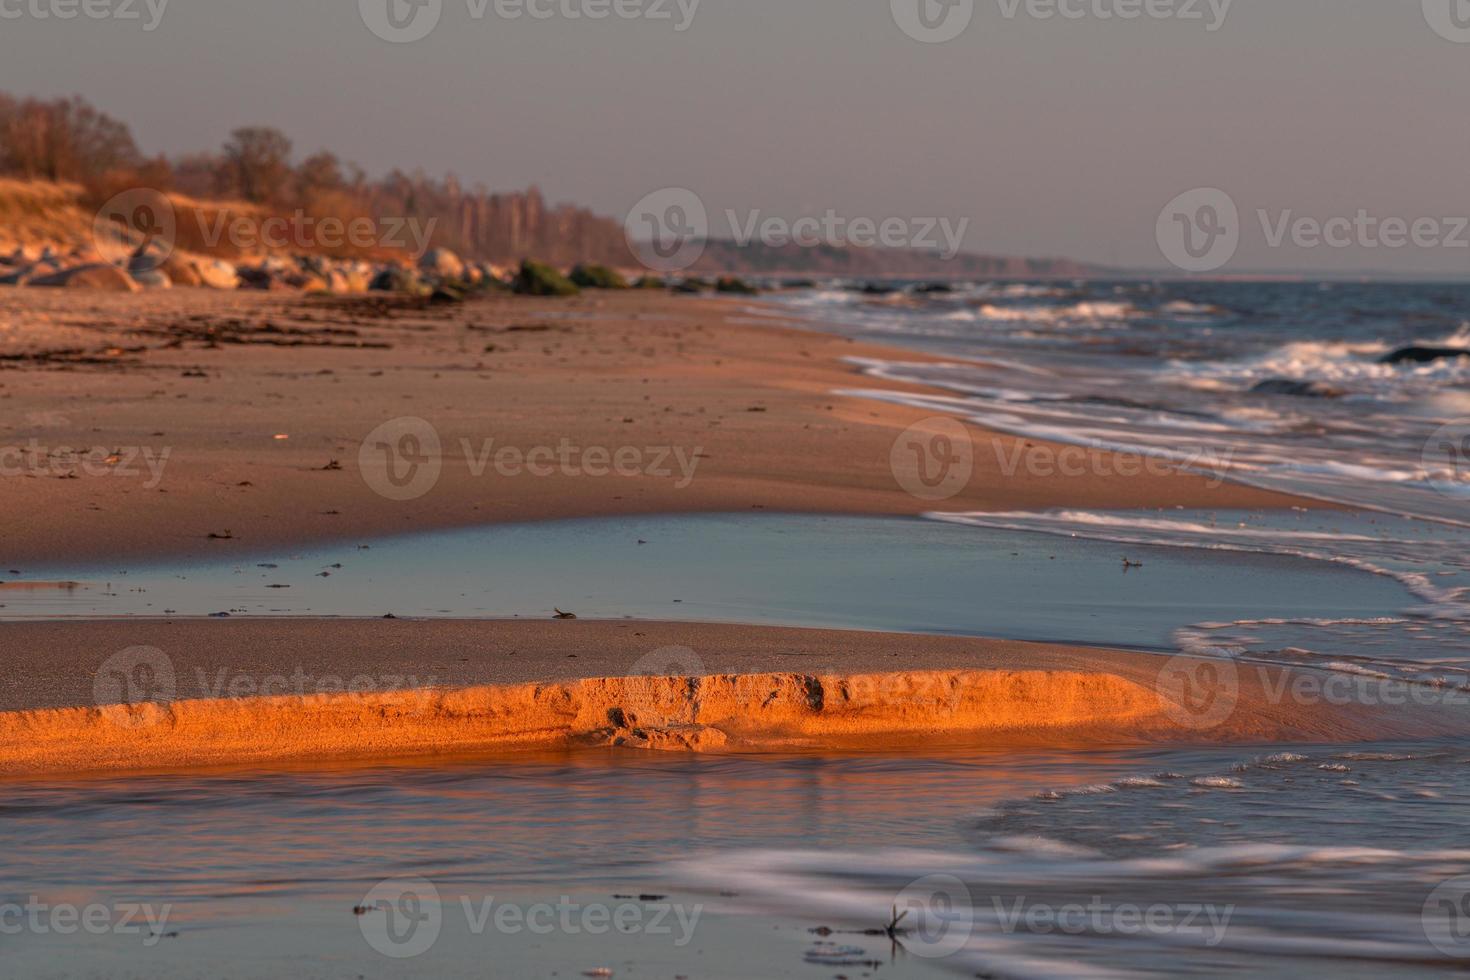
[
  {"x1": 0, "y1": 289, "x2": 1309, "y2": 568},
  {"x1": 0, "y1": 288, "x2": 1396, "y2": 778}
]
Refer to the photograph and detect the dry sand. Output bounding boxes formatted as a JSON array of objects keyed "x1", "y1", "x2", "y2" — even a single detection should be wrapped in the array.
[
  {"x1": 0, "y1": 289, "x2": 1312, "y2": 568},
  {"x1": 1, "y1": 619, "x2": 1460, "y2": 777}
]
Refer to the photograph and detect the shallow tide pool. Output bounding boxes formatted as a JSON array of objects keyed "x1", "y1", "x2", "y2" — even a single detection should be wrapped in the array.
[{"x1": 2, "y1": 513, "x2": 1415, "y2": 657}]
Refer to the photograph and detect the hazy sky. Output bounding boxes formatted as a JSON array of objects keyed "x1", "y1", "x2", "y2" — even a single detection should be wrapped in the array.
[{"x1": 3, "y1": 0, "x2": 1468, "y2": 274}]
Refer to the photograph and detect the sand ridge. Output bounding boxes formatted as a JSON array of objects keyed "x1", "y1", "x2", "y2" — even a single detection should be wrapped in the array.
[{"x1": 1, "y1": 619, "x2": 1462, "y2": 777}]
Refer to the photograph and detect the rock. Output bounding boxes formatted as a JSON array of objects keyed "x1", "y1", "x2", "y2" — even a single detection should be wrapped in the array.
[
  {"x1": 28, "y1": 263, "x2": 142, "y2": 292},
  {"x1": 512, "y1": 259, "x2": 579, "y2": 297},
  {"x1": 370, "y1": 265, "x2": 423, "y2": 293},
  {"x1": 237, "y1": 266, "x2": 288, "y2": 290},
  {"x1": 569, "y1": 264, "x2": 630, "y2": 289},
  {"x1": 341, "y1": 264, "x2": 374, "y2": 293},
  {"x1": 291, "y1": 274, "x2": 330, "y2": 292},
  {"x1": 1379, "y1": 346, "x2": 1470, "y2": 366},
  {"x1": 159, "y1": 252, "x2": 204, "y2": 287},
  {"x1": 419, "y1": 247, "x2": 466, "y2": 281},
  {"x1": 194, "y1": 258, "x2": 239, "y2": 290},
  {"x1": 131, "y1": 268, "x2": 173, "y2": 290},
  {"x1": 715, "y1": 276, "x2": 758, "y2": 295},
  {"x1": 1250, "y1": 379, "x2": 1344, "y2": 399},
  {"x1": 127, "y1": 247, "x2": 172, "y2": 286}
]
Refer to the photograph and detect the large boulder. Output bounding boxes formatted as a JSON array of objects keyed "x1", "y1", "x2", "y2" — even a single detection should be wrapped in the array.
[
  {"x1": 28, "y1": 263, "x2": 142, "y2": 292},
  {"x1": 341, "y1": 262, "x2": 374, "y2": 293},
  {"x1": 131, "y1": 268, "x2": 173, "y2": 290},
  {"x1": 1380, "y1": 346, "x2": 1470, "y2": 366},
  {"x1": 127, "y1": 247, "x2": 175, "y2": 288},
  {"x1": 715, "y1": 276, "x2": 758, "y2": 295},
  {"x1": 194, "y1": 258, "x2": 239, "y2": 290},
  {"x1": 158, "y1": 251, "x2": 204, "y2": 287},
  {"x1": 237, "y1": 265, "x2": 287, "y2": 290},
  {"x1": 569, "y1": 264, "x2": 630, "y2": 289},
  {"x1": 512, "y1": 259, "x2": 579, "y2": 296},
  {"x1": 370, "y1": 265, "x2": 424, "y2": 293},
  {"x1": 419, "y1": 247, "x2": 466, "y2": 281}
]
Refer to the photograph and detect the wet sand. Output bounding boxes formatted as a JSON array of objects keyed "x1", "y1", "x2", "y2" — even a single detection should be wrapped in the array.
[
  {"x1": 0, "y1": 289, "x2": 1312, "y2": 568},
  {"x1": 2, "y1": 619, "x2": 1463, "y2": 776}
]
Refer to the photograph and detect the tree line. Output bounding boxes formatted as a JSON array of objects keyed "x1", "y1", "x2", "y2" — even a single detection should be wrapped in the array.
[{"x1": 0, "y1": 92, "x2": 632, "y2": 265}]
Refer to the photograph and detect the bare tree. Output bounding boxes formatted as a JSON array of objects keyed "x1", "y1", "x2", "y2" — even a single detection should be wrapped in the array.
[{"x1": 221, "y1": 126, "x2": 293, "y2": 204}]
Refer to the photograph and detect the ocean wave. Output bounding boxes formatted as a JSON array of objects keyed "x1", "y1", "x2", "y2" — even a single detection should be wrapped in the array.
[{"x1": 1164, "y1": 337, "x2": 1470, "y2": 399}]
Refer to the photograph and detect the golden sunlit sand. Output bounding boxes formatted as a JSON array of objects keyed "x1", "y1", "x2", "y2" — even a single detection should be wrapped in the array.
[{"x1": 2, "y1": 620, "x2": 1461, "y2": 777}]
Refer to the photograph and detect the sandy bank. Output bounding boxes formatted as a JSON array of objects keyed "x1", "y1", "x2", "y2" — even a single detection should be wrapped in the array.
[
  {"x1": 0, "y1": 290, "x2": 1314, "y2": 567},
  {"x1": 0, "y1": 620, "x2": 1459, "y2": 777}
]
